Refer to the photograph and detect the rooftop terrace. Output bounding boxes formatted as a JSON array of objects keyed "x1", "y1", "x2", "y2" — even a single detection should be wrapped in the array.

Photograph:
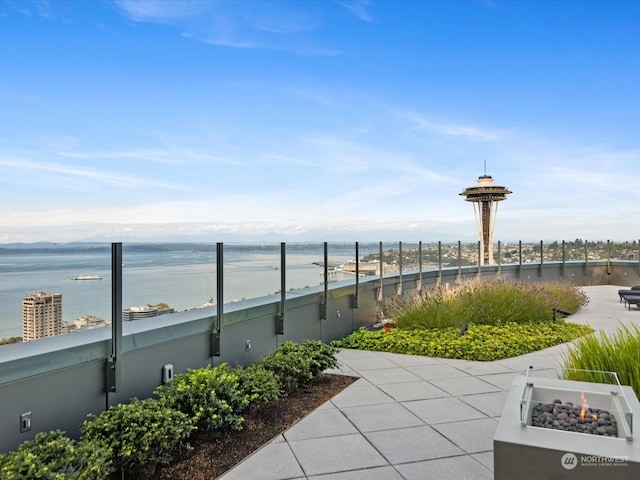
[{"x1": 219, "y1": 285, "x2": 640, "y2": 480}]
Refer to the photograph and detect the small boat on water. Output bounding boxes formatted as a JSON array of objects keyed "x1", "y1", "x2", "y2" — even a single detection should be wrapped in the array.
[{"x1": 71, "y1": 275, "x2": 103, "y2": 281}]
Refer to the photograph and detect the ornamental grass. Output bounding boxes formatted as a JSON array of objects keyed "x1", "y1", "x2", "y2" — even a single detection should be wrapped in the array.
[
  {"x1": 563, "y1": 324, "x2": 640, "y2": 397},
  {"x1": 333, "y1": 279, "x2": 593, "y2": 361},
  {"x1": 385, "y1": 279, "x2": 588, "y2": 330}
]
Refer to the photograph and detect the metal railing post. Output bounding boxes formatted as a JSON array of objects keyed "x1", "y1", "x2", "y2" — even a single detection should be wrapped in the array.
[
  {"x1": 457, "y1": 241, "x2": 462, "y2": 281},
  {"x1": 418, "y1": 240, "x2": 423, "y2": 290},
  {"x1": 438, "y1": 241, "x2": 442, "y2": 285},
  {"x1": 353, "y1": 242, "x2": 359, "y2": 308},
  {"x1": 276, "y1": 242, "x2": 285, "y2": 334},
  {"x1": 518, "y1": 240, "x2": 522, "y2": 280},
  {"x1": 106, "y1": 242, "x2": 122, "y2": 400},
  {"x1": 321, "y1": 242, "x2": 328, "y2": 319},
  {"x1": 539, "y1": 240, "x2": 544, "y2": 279},
  {"x1": 397, "y1": 241, "x2": 403, "y2": 296},
  {"x1": 378, "y1": 241, "x2": 384, "y2": 302},
  {"x1": 212, "y1": 243, "x2": 223, "y2": 358}
]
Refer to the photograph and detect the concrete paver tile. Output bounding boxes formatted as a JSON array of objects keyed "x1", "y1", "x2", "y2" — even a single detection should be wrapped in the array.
[
  {"x1": 432, "y1": 418, "x2": 498, "y2": 454},
  {"x1": 395, "y1": 455, "x2": 493, "y2": 480},
  {"x1": 479, "y1": 371, "x2": 522, "y2": 390},
  {"x1": 375, "y1": 351, "x2": 445, "y2": 367},
  {"x1": 288, "y1": 434, "x2": 388, "y2": 476},
  {"x1": 342, "y1": 357, "x2": 400, "y2": 372},
  {"x1": 340, "y1": 402, "x2": 424, "y2": 432},
  {"x1": 471, "y1": 451, "x2": 494, "y2": 473},
  {"x1": 358, "y1": 367, "x2": 421, "y2": 385},
  {"x1": 405, "y1": 364, "x2": 470, "y2": 380},
  {"x1": 429, "y1": 375, "x2": 501, "y2": 396},
  {"x1": 330, "y1": 384, "x2": 395, "y2": 408},
  {"x1": 377, "y1": 380, "x2": 449, "y2": 402},
  {"x1": 402, "y1": 397, "x2": 487, "y2": 425},
  {"x1": 218, "y1": 440, "x2": 304, "y2": 480},
  {"x1": 284, "y1": 407, "x2": 358, "y2": 441},
  {"x1": 365, "y1": 425, "x2": 464, "y2": 463},
  {"x1": 450, "y1": 361, "x2": 515, "y2": 376},
  {"x1": 307, "y1": 465, "x2": 404, "y2": 480},
  {"x1": 458, "y1": 390, "x2": 510, "y2": 418}
]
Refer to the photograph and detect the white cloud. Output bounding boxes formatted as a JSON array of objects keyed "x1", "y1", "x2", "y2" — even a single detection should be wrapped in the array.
[
  {"x1": 114, "y1": 0, "x2": 207, "y2": 21},
  {"x1": 0, "y1": 156, "x2": 192, "y2": 190},
  {"x1": 114, "y1": 0, "x2": 342, "y2": 55},
  {"x1": 397, "y1": 110, "x2": 502, "y2": 142},
  {"x1": 58, "y1": 148, "x2": 242, "y2": 166},
  {"x1": 338, "y1": 1, "x2": 375, "y2": 23}
]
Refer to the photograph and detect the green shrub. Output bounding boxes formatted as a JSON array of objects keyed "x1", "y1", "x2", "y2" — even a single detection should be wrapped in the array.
[
  {"x1": 257, "y1": 342, "x2": 313, "y2": 393},
  {"x1": 0, "y1": 430, "x2": 109, "y2": 480},
  {"x1": 154, "y1": 363, "x2": 249, "y2": 431},
  {"x1": 298, "y1": 340, "x2": 339, "y2": 377},
  {"x1": 257, "y1": 340, "x2": 338, "y2": 393},
  {"x1": 333, "y1": 322, "x2": 594, "y2": 361},
  {"x1": 234, "y1": 363, "x2": 281, "y2": 405},
  {"x1": 386, "y1": 279, "x2": 588, "y2": 329},
  {"x1": 80, "y1": 398, "x2": 194, "y2": 473},
  {"x1": 563, "y1": 324, "x2": 640, "y2": 397}
]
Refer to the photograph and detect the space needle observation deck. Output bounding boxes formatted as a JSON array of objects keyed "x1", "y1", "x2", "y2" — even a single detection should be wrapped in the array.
[{"x1": 460, "y1": 170, "x2": 512, "y2": 265}]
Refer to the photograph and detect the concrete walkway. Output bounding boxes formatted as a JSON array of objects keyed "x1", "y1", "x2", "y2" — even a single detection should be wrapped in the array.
[{"x1": 219, "y1": 285, "x2": 640, "y2": 480}]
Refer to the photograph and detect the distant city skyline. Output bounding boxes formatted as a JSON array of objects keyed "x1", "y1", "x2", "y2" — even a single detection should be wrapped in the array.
[{"x1": 1, "y1": 1, "x2": 639, "y2": 243}]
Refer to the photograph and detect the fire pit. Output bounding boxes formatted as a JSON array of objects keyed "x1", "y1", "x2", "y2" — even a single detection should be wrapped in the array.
[
  {"x1": 494, "y1": 368, "x2": 640, "y2": 479},
  {"x1": 530, "y1": 395, "x2": 618, "y2": 437}
]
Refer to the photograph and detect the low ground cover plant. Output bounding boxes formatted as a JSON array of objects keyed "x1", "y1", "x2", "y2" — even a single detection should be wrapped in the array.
[
  {"x1": 333, "y1": 279, "x2": 592, "y2": 361},
  {"x1": 333, "y1": 322, "x2": 593, "y2": 361},
  {"x1": 563, "y1": 324, "x2": 640, "y2": 397},
  {"x1": 0, "y1": 340, "x2": 338, "y2": 479}
]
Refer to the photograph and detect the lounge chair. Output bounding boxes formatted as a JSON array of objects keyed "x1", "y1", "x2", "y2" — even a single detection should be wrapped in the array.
[{"x1": 619, "y1": 290, "x2": 640, "y2": 310}]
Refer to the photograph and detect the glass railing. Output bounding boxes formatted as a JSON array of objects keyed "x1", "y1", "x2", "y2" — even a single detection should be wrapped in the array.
[{"x1": 2, "y1": 239, "x2": 639, "y2": 344}]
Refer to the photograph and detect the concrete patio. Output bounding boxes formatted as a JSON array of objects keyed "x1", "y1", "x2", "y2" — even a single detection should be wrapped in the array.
[{"x1": 219, "y1": 285, "x2": 640, "y2": 480}]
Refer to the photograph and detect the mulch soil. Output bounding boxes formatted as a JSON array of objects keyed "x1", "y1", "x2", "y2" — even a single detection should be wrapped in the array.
[{"x1": 132, "y1": 374, "x2": 357, "y2": 480}]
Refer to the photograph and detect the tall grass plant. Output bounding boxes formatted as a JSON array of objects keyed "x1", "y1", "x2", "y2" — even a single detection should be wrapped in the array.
[
  {"x1": 563, "y1": 324, "x2": 640, "y2": 397},
  {"x1": 387, "y1": 279, "x2": 588, "y2": 330}
]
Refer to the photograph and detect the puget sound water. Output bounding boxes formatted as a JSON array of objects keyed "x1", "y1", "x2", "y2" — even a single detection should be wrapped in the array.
[{"x1": 0, "y1": 242, "x2": 384, "y2": 339}]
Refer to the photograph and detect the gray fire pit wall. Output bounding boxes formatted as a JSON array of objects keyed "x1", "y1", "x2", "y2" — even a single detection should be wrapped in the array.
[{"x1": 494, "y1": 374, "x2": 640, "y2": 479}]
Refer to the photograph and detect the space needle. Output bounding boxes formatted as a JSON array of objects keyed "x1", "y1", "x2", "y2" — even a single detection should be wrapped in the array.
[{"x1": 460, "y1": 163, "x2": 512, "y2": 265}]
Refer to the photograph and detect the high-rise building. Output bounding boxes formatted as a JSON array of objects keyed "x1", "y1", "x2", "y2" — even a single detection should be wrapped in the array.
[
  {"x1": 460, "y1": 169, "x2": 512, "y2": 265},
  {"x1": 22, "y1": 291, "x2": 63, "y2": 341}
]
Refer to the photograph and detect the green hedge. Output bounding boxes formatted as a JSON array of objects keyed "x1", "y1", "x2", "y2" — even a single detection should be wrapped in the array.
[
  {"x1": 0, "y1": 430, "x2": 109, "y2": 480},
  {"x1": 257, "y1": 340, "x2": 338, "y2": 393},
  {"x1": 0, "y1": 340, "x2": 339, "y2": 478},
  {"x1": 154, "y1": 363, "x2": 249, "y2": 432},
  {"x1": 80, "y1": 398, "x2": 194, "y2": 473}
]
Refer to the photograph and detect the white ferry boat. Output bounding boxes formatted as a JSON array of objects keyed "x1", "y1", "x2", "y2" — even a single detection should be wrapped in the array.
[{"x1": 71, "y1": 275, "x2": 103, "y2": 281}]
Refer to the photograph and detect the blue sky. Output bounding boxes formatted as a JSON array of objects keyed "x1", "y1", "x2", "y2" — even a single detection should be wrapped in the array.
[{"x1": 1, "y1": 0, "x2": 639, "y2": 243}]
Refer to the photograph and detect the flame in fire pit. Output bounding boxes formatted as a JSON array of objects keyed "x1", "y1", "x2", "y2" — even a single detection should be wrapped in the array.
[{"x1": 579, "y1": 392, "x2": 598, "y2": 422}]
